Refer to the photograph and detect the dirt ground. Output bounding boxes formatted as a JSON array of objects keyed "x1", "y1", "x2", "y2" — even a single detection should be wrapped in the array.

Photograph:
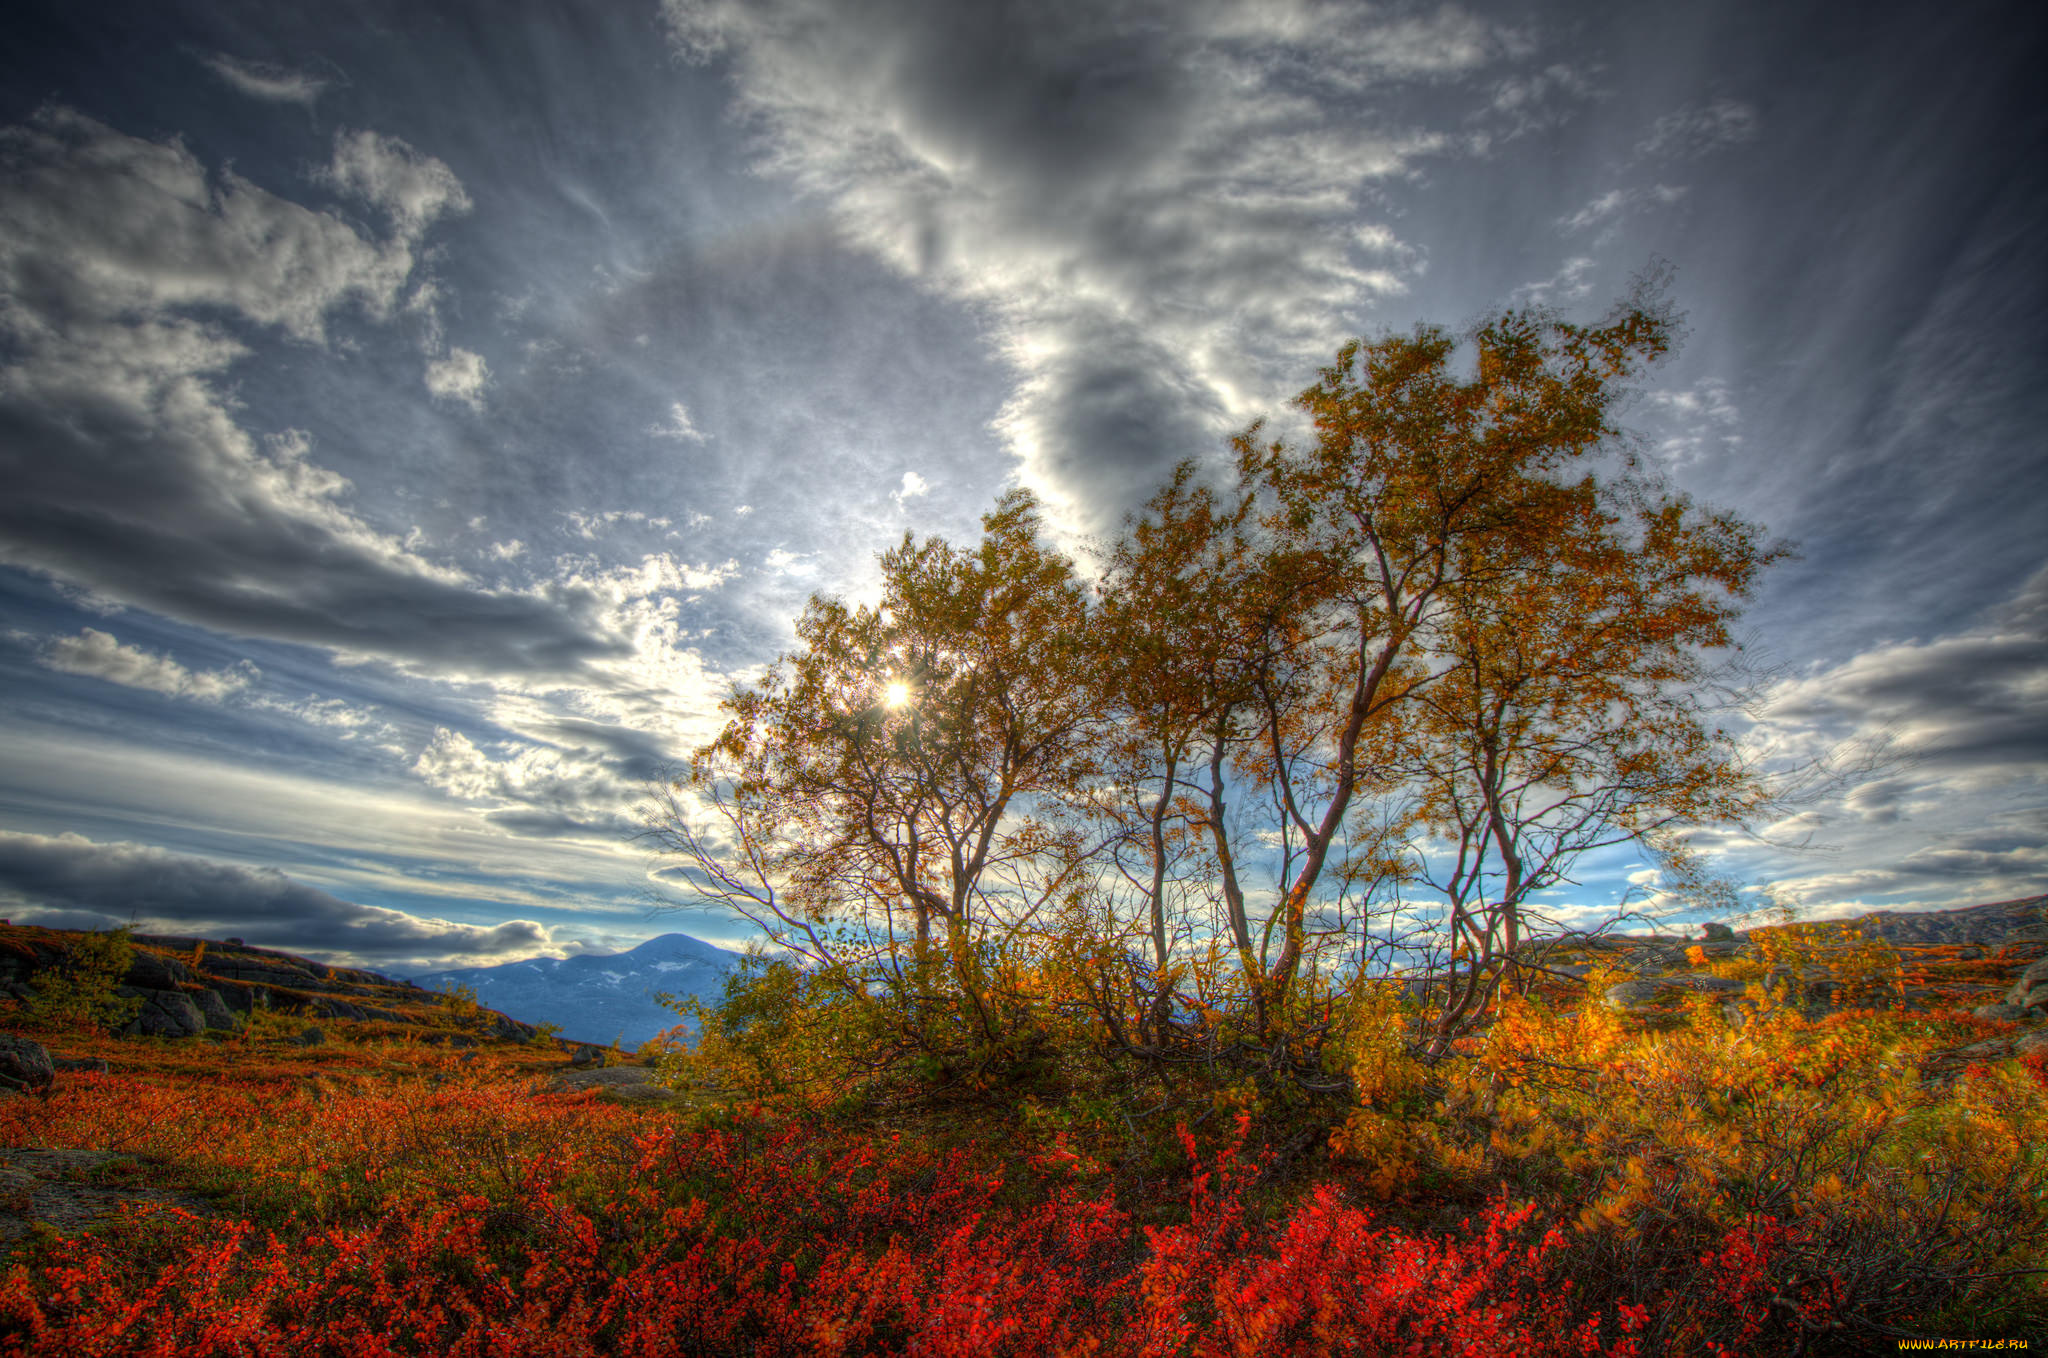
[{"x1": 0, "y1": 1145, "x2": 213, "y2": 1243}]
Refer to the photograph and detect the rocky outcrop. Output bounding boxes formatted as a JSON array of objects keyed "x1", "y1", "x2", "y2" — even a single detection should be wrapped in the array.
[
  {"x1": 0, "y1": 925, "x2": 542, "y2": 1045},
  {"x1": 1527, "y1": 895, "x2": 2048, "y2": 1029},
  {"x1": 120, "y1": 988, "x2": 205, "y2": 1039}
]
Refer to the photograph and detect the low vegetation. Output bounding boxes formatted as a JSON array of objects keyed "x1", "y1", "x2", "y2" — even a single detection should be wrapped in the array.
[{"x1": 0, "y1": 918, "x2": 2040, "y2": 1354}]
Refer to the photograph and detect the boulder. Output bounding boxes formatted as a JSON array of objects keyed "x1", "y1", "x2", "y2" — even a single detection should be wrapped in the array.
[
  {"x1": 1604, "y1": 981, "x2": 1673, "y2": 1013},
  {"x1": 1699, "y1": 922, "x2": 1737, "y2": 943},
  {"x1": 0, "y1": 1037, "x2": 54, "y2": 1094},
  {"x1": 1973, "y1": 1003, "x2": 2029, "y2": 1023},
  {"x1": 292, "y1": 1026, "x2": 326, "y2": 1047},
  {"x1": 214, "y1": 984, "x2": 267, "y2": 1013},
  {"x1": 122, "y1": 952, "x2": 197, "y2": 990},
  {"x1": 191, "y1": 989, "x2": 237, "y2": 1032},
  {"x1": 2016, "y1": 1030, "x2": 2048, "y2": 1058},
  {"x1": 120, "y1": 988, "x2": 205, "y2": 1039},
  {"x1": 50, "y1": 1055, "x2": 109, "y2": 1073},
  {"x1": 2003, "y1": 958, "x2": 2048, "y2": 1010},
  {"x1": 1666, "y1": 975, "x2": 1746, "y2": 994},
  {"x1": 1605, "y1": 973, "x2": 1747, "y2": 1015}
]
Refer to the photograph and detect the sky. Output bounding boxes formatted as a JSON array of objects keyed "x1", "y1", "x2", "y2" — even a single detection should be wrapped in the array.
[{"x1": 0, "y1": 0, "x2": 2041, "y2": 974}]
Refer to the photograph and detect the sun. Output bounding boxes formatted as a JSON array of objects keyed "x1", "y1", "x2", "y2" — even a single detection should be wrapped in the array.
[{"x1": 883, "y1": 680, "x2": 912, "y2": 709}]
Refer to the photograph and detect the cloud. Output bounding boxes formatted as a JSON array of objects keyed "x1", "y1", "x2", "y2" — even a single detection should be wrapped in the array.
[
  {"x1": 892, "y1": 470, "x2": 929, "y2": 506},
  {"x1": 38, "y1": 628, "x2": 255, "y2": 701},
  {"x1": 1510, "y1": 255, "x2": 1596, "y2": 305},
  {"x1": 0, "y1": 830, "x2": 556, "y2": 968},
  {"x1": 649, "y1": 401, "x2": 707, "y2": 442},
  {"x1": 412, "y1": 725, "x2": 647, "y2": 825},
  {"x1": 244, "y1": 694, "x2": 395, "y2": 744},
  {"x1": 0, "y1": 107, "x2": 416, "y2": 343},
  {"x1": 0, "y1": 108, "x2": 633, "y2": 681},
  {"x1": 1644, "y1": 377, "x2": 1741, "y2": 469},
  {"x1": 198, "y1": 52, "x2": 334, "y2": 107},
  {"x1": 1478, "y1": 63, "x2": 1598, "y2": 143},
  {"x1": 424, "y1": 347, "x2": 491, "y2": 410},
  {"x1": 319, "y1": 129, "x2": 472, "y2": 234},
  {"x1": 1637, "y1": 98, "x2": 1758, "y2": 160},
  {"x1": 1556, "y1": 183, "x2": 1687, "y2": 235},
  {"x1": 1731, "y1": 566, "x2": 2048, "y2": 909},
  {"x1": 1758, "y1": 572, "x2": 2048, "y2": 778},
  {"x1": 661, "y1": 0, "x2": 1530, "y2": 538}
]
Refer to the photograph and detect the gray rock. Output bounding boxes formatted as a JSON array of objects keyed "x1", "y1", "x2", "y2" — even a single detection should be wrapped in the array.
[
  {"x1": 214, "y1": 985, "x2": 265, "y2": 1013},
  {"x1": 1955, "y1": 1036, "x2": 2016, "y2": 1060},
  {"x1": 1666, "y1": 974, "x2": 1746, "y2": 993},
  {"x1": 1604, "y1": 981, "x2": 1674, "y2": 1012},
  {"x1": 2016, "y1": 1030, "x2": 2048, "y2": 1058},
  {"x1": 600, "y1": 1082, "x2": 684, "y2": 1103},
  {"x1": 550, "y1": 1067, "x2": 678, "y2": 1100},
  {"x1": 292, "y1": 1026, "x2": 326, "y2": 1047},
  {"x1": 122, "y1": 952, "x2": 197, "y2": 990},
  {"x1": 0, "y1": 1037, "x2": 54, "y2": 1094},
  {"x1": 1699, "y1": 922, "x2": 1737, "y2": 942},
  {"x1": 192, "y1": 989, "x2": 237, "y2": 1032},
  {"x1": 121, "y1": 989, "x2": 205, "y2": 1039},
  {"x1": 50, "y1": 1055, "x2": 109, "y2": 1073},
  {"x1": 1973, "y1": 1003, "x2": 2028, "y2": 1022},
  {"x1": 1605, "y1": 973, "x2": 1746, "y2": 1011}
]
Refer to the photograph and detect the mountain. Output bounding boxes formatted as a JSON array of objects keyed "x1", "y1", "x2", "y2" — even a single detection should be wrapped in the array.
[{"x1": 409, "y1": 933, "x2": 742, "y2": 1050}]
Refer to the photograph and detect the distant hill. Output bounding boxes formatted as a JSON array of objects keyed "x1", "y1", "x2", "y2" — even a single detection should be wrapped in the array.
[
  {"x1": 0, "y1": 925, "x2": 544, "y2": 1043},
  {"x1": 410, "y1": 933, "x2": 741, "y2": 1050}
]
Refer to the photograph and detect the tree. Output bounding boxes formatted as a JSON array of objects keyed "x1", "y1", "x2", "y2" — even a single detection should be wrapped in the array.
[
  {"x1": 652, "y1": 283, "x2": 1783, "y2": 1097},
  {"x1": 1092, "y1": 289, "x2": 1732, "y2": 1045},
  {"x1": 648, "y1": 491, "x2": 1099, "y2": 1061},
  {"x1": 1402, "y1": 472, "x2": 1782, "y2": 1049}
]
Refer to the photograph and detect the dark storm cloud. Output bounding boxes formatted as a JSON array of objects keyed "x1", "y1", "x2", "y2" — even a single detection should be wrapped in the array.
[
  {"x1": 1762, "y1": 566, "x2": 2048, "y2": 779},
  {"x1": 0, "y1": 107, "x2": 627, "y2": 681},
  {"x1": 664, "y1": 0, "x2": 1532, "y2": 535},
  {"x1": 1742, "y1": 568, "x2": 2048, "y2": 911},
  {"x1": 0, "y1": 829, "x2": 555, "y2": 965}
]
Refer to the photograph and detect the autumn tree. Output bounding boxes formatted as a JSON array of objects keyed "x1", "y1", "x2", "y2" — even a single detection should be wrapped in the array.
[
  {"x1": 647, "y1": 491, "x2": 1100, "y2": 1065},
  {"x1": 1402, "y1": 473, "x2": 1782, "y2": 1050},
  {"x1": 1088, "y1": 289, "x2": 1741, "y2": 1051},
  {"x1": 653, "y1": 283, "x2": 1782, "y2": 1096}
]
